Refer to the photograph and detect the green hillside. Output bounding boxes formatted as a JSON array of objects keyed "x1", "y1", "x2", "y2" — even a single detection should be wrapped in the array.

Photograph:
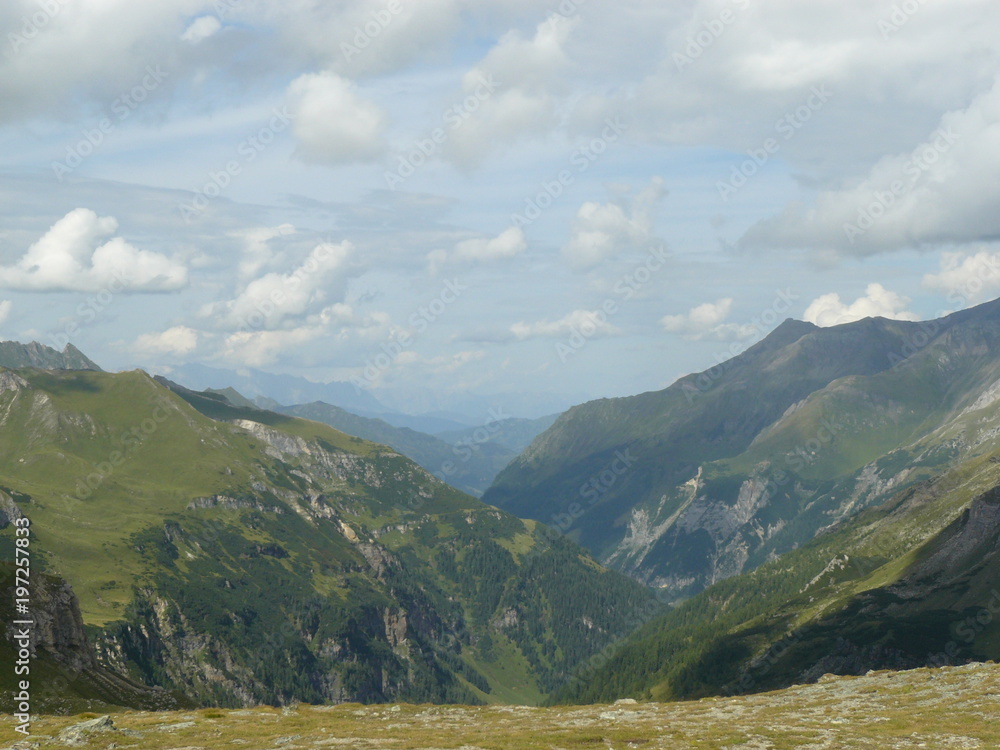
[
  {"x1": 0, "y1": 367, "x2": 655, "y2": 711},
  {"x1": 485, "y1": 300, "x2": 1000, "y2": 601},
  {"x1": 553, "y1": 441, "x2": 1000, "y2": 704}
]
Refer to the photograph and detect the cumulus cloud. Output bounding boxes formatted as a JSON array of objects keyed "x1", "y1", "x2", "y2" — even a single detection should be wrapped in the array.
[
  {"x1": 740, "y1": 71, "x2": 1000, "y2": 256},
  {"x1": 803, "y1": 283, "x2": 919, "y2": 327},
  {"x1": 203, "y1": 240, "x2": 354, "y2": 330},
  {"x1": 181, "y1": 16, "x2": 221, "y2": 44},
  {"x1": 562, "y1": 178, "x2": 666, "y2": 269},
  {"x1": 510, "y1": 309, "x2": 619, "y2": 340},
  {"x1": 235, "y1": 224, "x2": 296, "y2": 281},
  {"x1": 0, "y1": 300, "x2": 11, "y2": 326},
  {"x1": 922, "y1": 248, "x2": 1000, "y2": 304},
  {"x1": 287, "y1": 72, "x2": 387, "y2": 164},
  {"x1": 220, "y1": 327, "x2": 325, "y2": 368},
  {"x1": 133, "y1": 326, "x2": 199, "y2": 356},
  {"x1": 0, "y1": 208, "x2": 187, "y2": 292},
  {"x1": 428, "y1": 227, "x2": 526, "y2": 272},
  {"x1": 219, "y1": 302, "x2": 368, "y2": 367},
  {"x1": 445, "y1": 13, "x2": 579, "y2": 165},
  {"x1": 661, "y1": 298, "x2": 757, "y2": 341}
]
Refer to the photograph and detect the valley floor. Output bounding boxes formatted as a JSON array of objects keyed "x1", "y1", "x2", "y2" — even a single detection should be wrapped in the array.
[{"x1": 3, "y1": 662, "x2": 999, "y2": 749}]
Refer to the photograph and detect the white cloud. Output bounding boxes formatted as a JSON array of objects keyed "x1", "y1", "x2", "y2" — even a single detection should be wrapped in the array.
[
  {"x1": 740, "y1": 71, "x2": 1000, "y2": 256},
  {"x1": 203, "y1": 240, "x2": 354, "y2": 330},
  {"x1": 803, "y1": 283, "x2": 919, "y2": 327},
  {"x1": 181, "y1": 16, "x2": 221, "y2": 44},
  {"x1": 562, "y1": 178, "x2": 666, "y2": 269},
  {"x1": 922, "y1": 248, "x2": 1000, "y2": 304},
  {"x1": 134, "y1": 325, "x2": 199, "y2": 356},
  {"x1": 0, "y1": 209, "x2": 187, "y2": 292},
  {"x1": 287, "y1": 72, "x2": 387, "y2": 164},
  {"x1": 455, "y1": 226, "x2": 526, "y2": 261},
  {"x1": 429, "y1": 227, "x2": 527, "y2": 272},
  {"x1": 661, "y1": 298, "x2": 757, "y2": 341},
  {"x1": 445, "y1": 13, "x2": 579, "y2": 165},
  {"x1": 221, "y1": 327, "x2": 324, "y2": 368},
  {"x1": 510, "y1": 309, "x2": 619, "y2": 340},
  {"x1": 0, "y1": 300, "x2": 11, "y2": 326},
  {"x1": 235, "y1": 224, "x2": 296, "y2": 281}
]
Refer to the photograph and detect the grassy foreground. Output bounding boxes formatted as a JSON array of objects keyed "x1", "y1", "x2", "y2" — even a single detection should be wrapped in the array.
[{"x1": 3, "y1": 662, "x2": 999, "y2": 749}]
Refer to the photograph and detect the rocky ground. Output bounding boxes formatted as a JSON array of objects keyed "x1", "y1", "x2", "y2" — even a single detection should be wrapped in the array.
[{"x1": 3, "y1": 663, "x2": 999, "y2": 749}]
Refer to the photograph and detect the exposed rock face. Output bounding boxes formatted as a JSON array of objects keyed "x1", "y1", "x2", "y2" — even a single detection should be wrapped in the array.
[
  {"x1": 231, "y1": 419, "x2": 312, "y2": 459},
  {"x1": 26, "y1": 575, "x2": 99, "y2": 673},
  {"x1": 0, "y1": 489, "x2": 24, "y2": 528},
  {"x1": 187, "y1": 494, "x2": 284, "y2": 514},
  {"x1": 0, "y1": 369, "x2": 30, "y2": 393},
  {"x1": 1, "y1": 568, "x2": 180, "y2": 713}
]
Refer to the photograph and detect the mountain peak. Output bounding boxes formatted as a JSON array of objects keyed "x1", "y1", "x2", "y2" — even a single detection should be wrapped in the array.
[{"x1": 0, "y1": 340, "x2": 102, "y2": 371}]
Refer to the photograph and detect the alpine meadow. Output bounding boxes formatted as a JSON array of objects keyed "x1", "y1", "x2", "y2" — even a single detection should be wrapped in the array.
[{"x1": 5, "y1": 2, "x2": 1000, "y2": 748}]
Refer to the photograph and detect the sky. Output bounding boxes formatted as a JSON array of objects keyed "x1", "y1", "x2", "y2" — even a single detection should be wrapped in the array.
[{"x1": 2, "y1": 0, "x2": 1000, "y2": 417}]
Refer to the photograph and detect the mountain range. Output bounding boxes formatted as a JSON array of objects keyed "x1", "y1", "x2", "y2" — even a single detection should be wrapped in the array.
[
  {"x1": 0, "y1": 355, "x2": 653, "y2": 712},
  {"x1": 7, "y1": 297, "x2": 1000, "y2": 712},
  {"x1": 486, "y1": 301, "x2": 1000, "y2": 600}
]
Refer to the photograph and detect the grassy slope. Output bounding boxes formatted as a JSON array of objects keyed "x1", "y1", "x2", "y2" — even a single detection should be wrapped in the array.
[{"x1": 0, "y1": 368, "x2": 654, "y2": 709}]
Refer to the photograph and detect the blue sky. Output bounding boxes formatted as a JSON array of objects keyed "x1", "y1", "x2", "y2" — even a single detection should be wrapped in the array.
[{"x1": 2, "y1": 0, "x2": 999, "y2": 416}]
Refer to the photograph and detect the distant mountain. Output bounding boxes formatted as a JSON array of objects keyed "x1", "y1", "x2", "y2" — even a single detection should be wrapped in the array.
[
  {"x1": 485, "y1": 299, "x2": 1000, "y2": 602},
  {"x1": 168, "y1": 362, "x2": 386, "y2": 415},
  {"x1": 0, "y1": 340, "x2": 102, "y2": 371},
  {"x1": 273, "y1": 401, "x2": 517, "y2": 496},
  {"x1": 0, "y1": 367, "x2": 654, "y2": 711},
  {"x1": 436, "y1": 413, "x2": 560, "y2": 455},
  {"x1": 372, "y1": 386, "x2": 584, "y2": 423},
  {"x1": 169, "y1": 363, "x2": 475, "y2": 434}
]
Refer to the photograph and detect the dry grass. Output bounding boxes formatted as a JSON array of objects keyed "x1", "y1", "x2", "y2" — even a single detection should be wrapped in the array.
[{"x1": 3, "y1": 663, "x2": 1000, "y2": 749}]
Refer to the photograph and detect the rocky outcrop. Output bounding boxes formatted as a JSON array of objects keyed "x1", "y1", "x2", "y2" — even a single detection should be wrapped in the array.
[{"x1": 0, "y1": 489, "x2": 24, "y2": 528}]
